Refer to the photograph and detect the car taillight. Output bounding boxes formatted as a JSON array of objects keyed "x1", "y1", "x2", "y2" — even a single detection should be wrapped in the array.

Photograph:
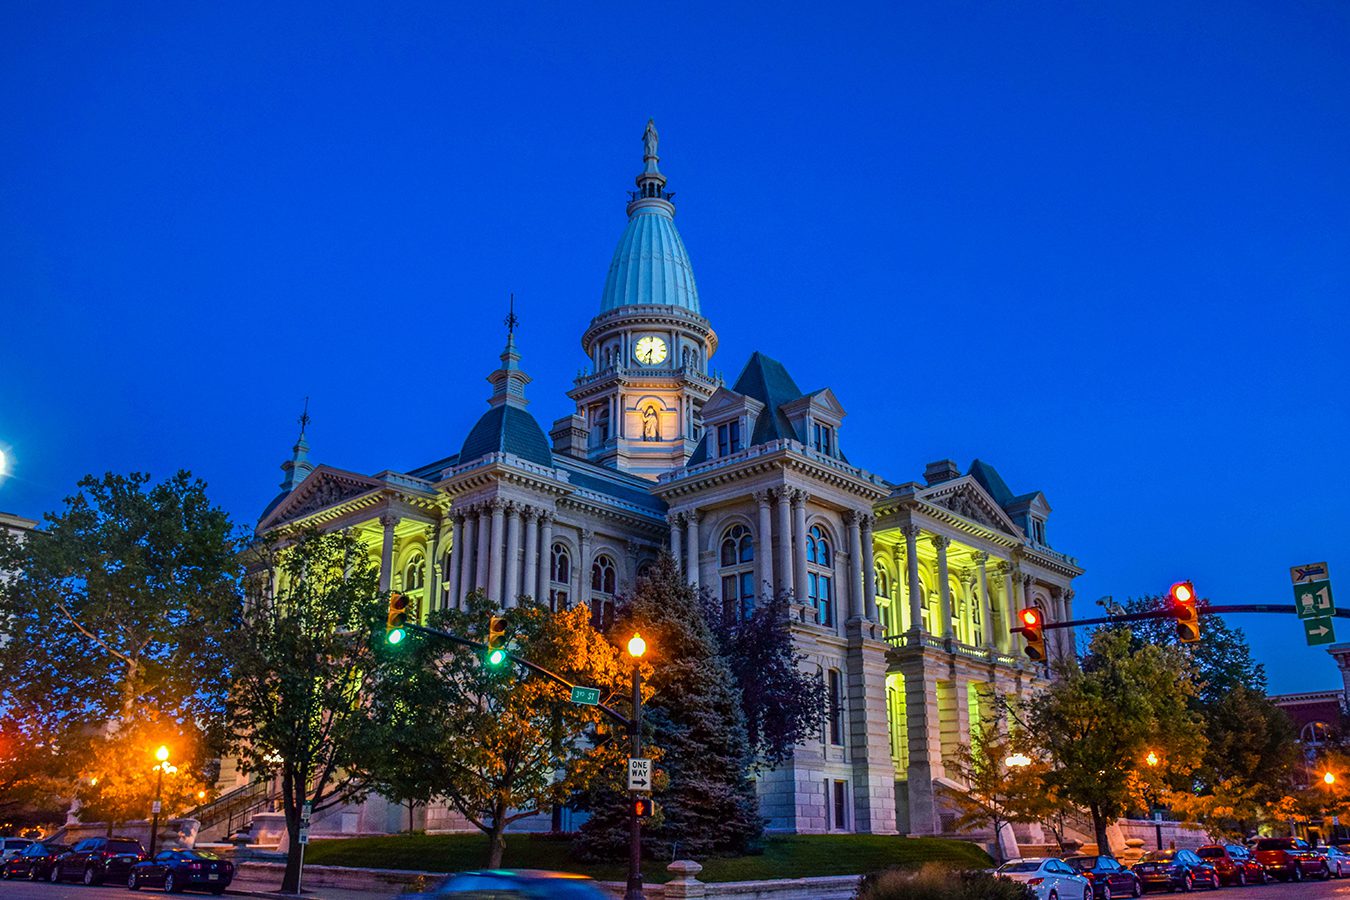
[
  {"x1": 224, "y1": 863, "x2": 234, "y2": 873},
  {"x1": 1028, "y1": 877, "x2": 1044, "y2": 885},
  {"x1": 190, "y1": 863, "x2": 202, "y2": 871}
]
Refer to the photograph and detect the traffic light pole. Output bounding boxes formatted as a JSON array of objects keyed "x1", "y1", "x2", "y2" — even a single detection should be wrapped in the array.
[{"x1": 1020, "y1": 603, "x2": 1350, "y2": 633}]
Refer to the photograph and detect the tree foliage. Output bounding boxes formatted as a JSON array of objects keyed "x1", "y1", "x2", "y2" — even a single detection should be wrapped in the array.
[
  {"x1": 944, "y1": 720, "x2": 1054, "y2": 863},
  {"x1": 228, "y1": 530, "x2": 383, "y2": 893}
]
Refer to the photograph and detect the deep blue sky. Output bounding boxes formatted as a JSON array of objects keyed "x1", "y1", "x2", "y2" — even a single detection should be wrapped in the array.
[{"x1": 2, "y1": 2, "x2": 1347, "y2": 693}]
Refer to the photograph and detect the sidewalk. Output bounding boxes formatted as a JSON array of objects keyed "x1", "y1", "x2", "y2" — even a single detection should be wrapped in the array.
[{"x1": 228, "y1": 874, "x2": 401, "y2": 900}]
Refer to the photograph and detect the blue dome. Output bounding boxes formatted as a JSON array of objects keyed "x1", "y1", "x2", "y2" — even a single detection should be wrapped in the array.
[{"x1": 599, "y1": 202, "x2": 701, "y2": 314}]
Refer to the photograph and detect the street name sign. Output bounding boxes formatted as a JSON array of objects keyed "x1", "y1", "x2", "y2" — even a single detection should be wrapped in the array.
[
  {"x1": 570, "y1": 685, "x2": 601, "y2": 706},
  {"x1": 1305, "y1": 617, "x2": 1336, "y2": 646},
  {"x1": 627, "y1": 757, "x2": 651, "y2": 792}
]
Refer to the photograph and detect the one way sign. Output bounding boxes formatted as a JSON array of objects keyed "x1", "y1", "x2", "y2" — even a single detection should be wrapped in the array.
[{"x1": 627, "y1": 758, "x2": 651, "y2": 792}]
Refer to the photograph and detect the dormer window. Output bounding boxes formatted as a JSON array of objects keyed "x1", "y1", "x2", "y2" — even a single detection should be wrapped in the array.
[
  {"x1": 716, "y1": 421, "x2": 742, "y2": 457},
  {"x1": 1031, "y1": 519, "x2": 1046, "y2": 544},
  {"x1": 812, "y1": 423, "x2": 834, "y2": 456}
]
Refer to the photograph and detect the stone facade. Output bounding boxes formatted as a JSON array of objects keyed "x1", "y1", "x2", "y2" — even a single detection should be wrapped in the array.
[{"x1": 243, "y1": 123, "x2": 1083, "y2": 837}]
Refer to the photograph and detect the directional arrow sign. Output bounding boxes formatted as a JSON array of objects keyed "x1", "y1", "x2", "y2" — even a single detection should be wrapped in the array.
[
  {"x1": 570, "y1": 686, "x2": 601, "y2": 706},
  {"x1": 628, "y1": 757, "x2": 651, "y2": 792},
  {"x1": 1305, "y1": 617, "x2": 1336, "y2": 646},
  {"x1": 1291, "y1": 562, "x2": 1331, "y2": 585},
  {"x1": 1295, "y1": 582, "x2": 1335, "y2": 619}
]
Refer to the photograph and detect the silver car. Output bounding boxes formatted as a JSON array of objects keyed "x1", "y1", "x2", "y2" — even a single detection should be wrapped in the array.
[{"x1": 997, "y1": 858, "x2": 1093, "y2": 900}]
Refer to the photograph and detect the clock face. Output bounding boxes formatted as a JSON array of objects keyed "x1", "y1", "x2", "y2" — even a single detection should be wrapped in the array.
[{"x1": 634, "y1": 335, "x2": 668, "y2": 366}]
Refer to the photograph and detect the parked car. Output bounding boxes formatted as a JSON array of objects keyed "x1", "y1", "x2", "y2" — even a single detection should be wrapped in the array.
[
  {"x1": 1252, "y1": 836, "x2": 1331, "y2": 882},
  {"x1": 1064, "y1": 855, "x2": 1143, "y2": 899},
  {"x1": 128, "y1": 849, "x2": 235, "y2": 894},
  {"x1": 0, "y1": 838, "x2": 32, "y2": 862},
  {"x1": 49, "y1": 836, "x2": 146, "y2": 885},
  {"x1": 1321, "y1": 844, "x2": 1350, "y2": 877},
  {"x1": 995, "y1": 858, "x2": 1093, "y2": 900},
  {"x1": 1196, "y1": 843, "x2": 1269, "y2": 886},
  {"x1": 1, "y1": 842, "x2": 67, "y2": 881},
  {"x1": 406, "y1": 870, "x2": 611, "y2": 899},
  {"x1": 1130, "y1": 848, "x2": 1220, "y2": 893}
]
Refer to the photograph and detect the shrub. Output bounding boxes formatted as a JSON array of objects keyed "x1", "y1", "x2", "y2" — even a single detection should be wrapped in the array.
[{"x1": 856, "y1": 864, "x2": 1034, "y2": 900}]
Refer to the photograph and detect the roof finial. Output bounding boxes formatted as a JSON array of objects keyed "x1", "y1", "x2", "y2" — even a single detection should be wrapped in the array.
[
  {"x1": 504, "y1": 292, "x2": 519, "y2": 336},
  {"x1": 279, "y1": 397, "x2": 315, "y2": 493},
  {"x1": 297, "y1": 396, "x2": 311, "y2": 439}
]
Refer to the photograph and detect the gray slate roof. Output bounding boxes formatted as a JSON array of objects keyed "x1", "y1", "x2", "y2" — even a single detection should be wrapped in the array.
[{"x1": 459, "y1": 405, "x2": 553, "y2": 467}]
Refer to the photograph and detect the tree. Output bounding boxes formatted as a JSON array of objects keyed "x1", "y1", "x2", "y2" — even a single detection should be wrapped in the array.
[
  {"x1": 365, "y1": 592, "x2": 627, "y2": 866},
  {"x1": 577, "y1": 554, "x2": 762, "y2": 860},
  {"x1": 227, "y1": 530, "x2": 383, "y2": 893},
  {"x1": 0, "y1": 471, "x2": 239, "y2": 827},
  {"x1": 703, "y1": 589, "x2": 826, "y2": 769},
  {"x1": 73, "y1": 713, "x2": 213, "y2": 832},
  {"x1": 944, "y1": 720, "x2": 1052, "y2": 863},
  {"x1": 1023, "y1": 627, "x2": 1205, "y2": 855},
  {"x1": 0, "y1": 711, "x2": 68, "y2": 834}
]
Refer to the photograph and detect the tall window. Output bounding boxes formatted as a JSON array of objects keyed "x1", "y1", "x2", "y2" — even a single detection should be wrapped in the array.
[
  {"x1": 827, "y1": 668, "x2": 844, "y2": 745},
  {"x1": 716, "y1": 421, "x2": 741, "y2": 457},
  {"x1": 812, "y1": 422, "x2": 834, "y2": 456},
  {"x1": 591, "y1": 554, "x2": 617, "y2": 629},
  {"x1": 719, "y1": 524, "x2": 755, "y2": 621},
  {"x1": 970, "y1": 586, "x2": 983, "y2": 646},
  {"x1": 404, "y1": 552, "x2": 426, "y2": 591},
  {"x1": 806, "y1": 524, "x2": 835, "y2": 627},
  {"x1": 832, "y1": 780, "x2": 848, "y2": 830},
  {"x1": 875, "y1": 562, "x2": 892, "y2": 634},
  {"x1": 593, "y1": 405, "x2": 610, "y2": 446},
  {"x1": 549, "y1": 543, "x2": 570, "y2": 612}
]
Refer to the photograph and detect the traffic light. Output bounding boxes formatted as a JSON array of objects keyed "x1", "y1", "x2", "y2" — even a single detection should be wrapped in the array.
[
  {"x1": 385, "y1": 592, "x2": 409, "y2": 644},
  {"x1": 1171, "y1": 581, "x2": 1200, "y2": 643},
  {"x1": 1019, "y1": 608, "x2": 1047, "y2": 662},
  {"x1": 633, "y1": 796, "x2": 655, "y2": 818},
  {"x1": 486, "y1": 614, "x2": 508, "y2": 667}
]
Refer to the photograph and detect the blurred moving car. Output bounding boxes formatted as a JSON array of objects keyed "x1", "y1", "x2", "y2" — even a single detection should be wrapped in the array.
[
  {"x1": 128, "y1": 849, "x2": 235, "y2": 894},
  {"x1": 995, "y1": 858, "x2": 1092, "y2": 900},
  {"x1": 0, "y1": 839, "x2": 32, "y2": 862},
  {"x1": 406, "y1": 870, "x2": 611, "y2": 899},
  {"x1": 1196, "y1": 843, "x2": 1269, "y2": 886},
  {"x1": 1064, "y1": 855, "x2": 1143, "y2": 899},
  {"x1": 49, "y1": 836, "x2": 146, "y2": 885},
  {"x1": 1252, "y1": 836, "x2": 1331, "y2": 882},
  {"x1": 1, "y1": 842, "x2": 68, "y2": 881},
  {"x1": 1130, "y1": 848, "x2": 1220, "y2": 893},
  {"x1": 1322, "y1": 844, "x2": 1350, "y2": 877}
]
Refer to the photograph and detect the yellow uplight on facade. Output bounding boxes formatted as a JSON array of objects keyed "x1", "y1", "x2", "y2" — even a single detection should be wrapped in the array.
[{"x1": 627, "y1": 633, "x2": 647, "y2": 658}]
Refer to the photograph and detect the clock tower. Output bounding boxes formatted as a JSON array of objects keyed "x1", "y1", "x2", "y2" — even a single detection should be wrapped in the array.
[{"x1": 562, "y1": 120, "x2": 718, "y2": 478}]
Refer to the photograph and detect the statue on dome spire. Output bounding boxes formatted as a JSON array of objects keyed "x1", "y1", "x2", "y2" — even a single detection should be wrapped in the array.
[{"x1": 643, "y1": 118, "x2": 659, "y2": 161}]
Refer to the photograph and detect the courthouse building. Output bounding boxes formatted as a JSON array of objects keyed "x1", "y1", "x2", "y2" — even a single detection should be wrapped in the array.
[{"x1": 251, "y1": 122, "x2": 1083, "y2": 837}]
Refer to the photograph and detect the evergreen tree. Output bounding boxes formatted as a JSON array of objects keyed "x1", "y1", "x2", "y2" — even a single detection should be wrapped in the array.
[{"x1": 576, "y1": 554, "x2": 762, "y2": 859}]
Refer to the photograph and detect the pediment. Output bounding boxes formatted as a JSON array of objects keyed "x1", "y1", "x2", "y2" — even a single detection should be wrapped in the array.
[
  {"x1": 805, "y1": 387, "x2": 846, "y2": 418},
  {"x1": 699, "y1": 387, "x2": 747, "y2": 420},
  {"x1": 259, "y1": 466, "x2": 385, "y2": 531},
  {"x1": 921, "y1": 477, "x2": 1022, "y2": 536}
]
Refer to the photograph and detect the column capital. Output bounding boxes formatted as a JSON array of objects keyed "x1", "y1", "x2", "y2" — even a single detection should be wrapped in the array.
[
  {"x1": 521, "y1": 505, "x2": 538, "y2": 522},
  {"x1": 859, "y1": 513, "x2": 874, "y2": 535},
  {"x1": 451, "y1": 509, "x2": 466, "y2": 525},
  {"x1": 579, "y1": 528, "x2": 593, "y2": 544},
  {"x1": 752, "y1": 489, "x2": 772, "y2": 507},
  {"x1": 625, "y1": 540, "x2": 640, "y2": 561},
  {"x1": 666, "y1": 512, "x2": 684, "y2": 529},
  {"x1": 846, "y1": 509, "x2": 866, "y2": 527},
  {"x1": 929, "y1": 533, "x2": 951, "y2": 551},
  {"x1": 685, "y1": 508, "x2": 702, "y2": 525},
  {"x1": 899, "y1": 523, "x2": 923, "y2": 541},
  {"x1": 537, "y1": 510, "x2": 553, "y2": 526},
  {"x1": 1063, "y1": 588, "x2": 1076, "y2": 602},
  {"x1": 379, "y1": 513, "x2": 398, "y2": 529},
  {"x1": 790, "y1": 488, "x2": 810, "y2": 507},
  {"x1": 973, "y1": 550, "x2": 990, "y2": 565},
  {"x1": 489, "y1": 497, "x2": 507, "y2": 512}
]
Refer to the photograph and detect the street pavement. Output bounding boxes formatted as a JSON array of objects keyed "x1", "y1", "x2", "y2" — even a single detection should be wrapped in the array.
[{"x1": 0, "y1": 877, "x2": 395, "y2": 900}]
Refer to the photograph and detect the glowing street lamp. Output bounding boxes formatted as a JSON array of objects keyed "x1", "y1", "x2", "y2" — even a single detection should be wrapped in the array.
[
  {"x1": 1325, "y1": 771, "x2": 1337, "y2": 787},
  {"x1": 1005, "y1": 754, "x2": 1032, "y2": 768},
  {"x1": 1146, "y1": 751, "x2": 1159, "y2": 767},
  {"x1": 628, "y1": 633, "x2": 647, "y2": 659}
]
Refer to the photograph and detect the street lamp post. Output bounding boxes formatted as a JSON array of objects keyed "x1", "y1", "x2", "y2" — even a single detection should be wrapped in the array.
[
  {"x1": 626, "y1": 633, "x2": 647, "y2": 900},
  {"x1": 1146, "y1": 750, "x2": 1163, "y2": 850},
  {"x1": 149, "y1": 746, "x2": 169, "y2": 857}
]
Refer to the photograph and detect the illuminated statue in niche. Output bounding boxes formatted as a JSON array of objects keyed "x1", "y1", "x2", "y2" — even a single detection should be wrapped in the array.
[{"x1": 641, "y1": 404, "x2": 660, "y2": 441}]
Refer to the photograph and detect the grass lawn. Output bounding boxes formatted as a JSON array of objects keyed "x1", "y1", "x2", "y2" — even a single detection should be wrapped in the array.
[{"x1": 302, "y1": 832, "x2": 991, "y2": 883}]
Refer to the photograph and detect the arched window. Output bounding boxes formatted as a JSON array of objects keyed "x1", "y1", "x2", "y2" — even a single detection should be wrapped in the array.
[
  {"x1": 875, "y1": 562, "x2": 893, "y2": 635},
  {"x1": 404, "y1": 552, "x2": 426, "y2": 591},
  {"x1": 594, "y1": 405, "x2": 611, "y2": 446},
  {"x1": 805, "y1": 524, "x2": 835, "y2": 627},
  {"x1": 591, "y1": 554, "x2": 617, "y2": 629},
  {"x1": 969, "y1": 584, "x2": 983, "y2": 646},
  {"x1": 549, "y1": 543, "x2": 570, "y2": 612},
  {"x1": 719, "y1": 524, "x2": 756, "y2": 621},
  {"x1": 441, "y1": 549, "x2": 453, "y2": 608}
]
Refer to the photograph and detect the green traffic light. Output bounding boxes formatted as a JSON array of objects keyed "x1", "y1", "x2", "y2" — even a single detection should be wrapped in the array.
[
  {"x1": 387, "y1": 628, "x2": 406, "y2": 645},
  {"x1": 487, "y1": 648, "x2": 507, "y2": 667}
]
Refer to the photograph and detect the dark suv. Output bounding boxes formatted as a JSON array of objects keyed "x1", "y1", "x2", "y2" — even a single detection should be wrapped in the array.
[
  {"x1": 49, "y1": 836, "x2": 146, "y2": 885},
  {"x1": 1196, "y1": 843, "x2": 1269, "y2": 886},
  {"x1": 1065, "y1": 854, "x2": 1143, "y2": 898},
  {"x1": 1252, "y1": 836, "x2": 1330, "y2": 882}
]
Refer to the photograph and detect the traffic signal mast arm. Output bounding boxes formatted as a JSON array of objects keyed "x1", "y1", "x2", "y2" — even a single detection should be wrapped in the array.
[
  {"x1": 396, "y1": 621, "x2": 636, "y2": 731},
  {"x1": 1014, "y1": 603, "x2": 1345, "y2": 632}
]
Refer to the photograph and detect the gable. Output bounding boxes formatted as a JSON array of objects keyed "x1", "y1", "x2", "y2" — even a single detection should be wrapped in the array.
[
  {"x1": 920, "y1": 476, "x2": 1023, "y2": 536},
  {"x1": 258, "y1": 466, "x2": 385, "y2": 531}
]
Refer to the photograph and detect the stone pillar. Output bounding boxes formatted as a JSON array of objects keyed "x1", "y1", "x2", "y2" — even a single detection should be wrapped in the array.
[
  {"x1": 899, "y1": 655, "x2": 941, "y2": 834},
  {"x1": 846, "y1": 619, "x2": 899, "y2": 833},
  {"x1": 1063, "y1": 589, "x2": 1077, "y2": 659},
  {"x1": 424, "y1": 524, "x2": 439, "y2": 614},
  {"x1": 975, "y1": 552, "x2": 995, "y2": 650},
  {"x1": 902, "y1": 525, "x2": 923, "y2": 634},
  {"x1": 668, "y1": 514, "x2": 683, "y2": 574},
  {"x1": 475, "y1": 505, "x2": 492, "y2": 597},
  {"x1": 775, "y1": 489, "x2": 794, "y2": 596},
  {"x1": 378, "y1": 514, "x2": 397, "y2": 593},
  {"x1": 458, "y1": 510, "x2": 477, "y2": 600},
  {"x1": 791, "y1": 490, "x2": 809, "y2": 604},
  {"x1": 892, "y1": 545, "x2": 908, "y2": 631},
  {"x1": 932, "y1": 535, "x2": 952, "y2": 639},
  {"x1": 861, "y1": 516, "x2": 877, "y2": 622},
  {"x1": 446, "y1": 513, "x2": 464, "y2": 610},
  {"x1": 522, "y1": 507, "x2": 539, "y2": 604},
  {"x1": 576, "y1": 529, "x2": 593, "y2": 608},
  {"x1": 846, "y1": 511, "x2": 864, "y2": 621},
  {"x1": 754, "y1": 490, "x2": 775, "y2": 596},
  {"x1": 536, "y1": 513, "x2": 554, "y2": 603},
  {"x1": 503, "y1": 503, "x2": 522, "y2": 608},
  {"x1": 1001, "y1": 563, "x2": 1017, "y2": 653},
  {"x1": 487, "y1": 500, "x2": 506, "y2": 605},
  {"x1": 685, "y1": 510, "x2": 701, "y2": 590}
]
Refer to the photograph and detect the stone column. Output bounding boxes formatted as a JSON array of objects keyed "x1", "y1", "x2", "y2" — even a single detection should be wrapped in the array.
[
  {"x1": 576, "y1": 528, "x2": 593, "y2": 608},
  {"x1": 754, "y1": 490, "x2": 775, "y2": 596},
  {"x1": 425, "y1": 524, "x2": 439, "y2": 613},
  {"x1": 902, "y1": 525, "x2": 923, "y2": 634},
  {"x1": 685, "y1": 510, "x2": 701, "y2": 590},
  {"x1": 1000, "y1": 563, "x2": 1017, "y2": 653},
  {"x1": 487, "y1": 499, "x2": 506, "y2": 605},
  {"x1": 845, "y1": 618, "x2": 899, "y2": 834},
  {"x1": 522, "y1": 507, "x2": 539, "y2": 604},
  {"x1": 775, "y1": 489, "x2": 794, "y2": 596},
  {"x1": 899, "y1": 655, "x2": 942, "y2": 834},
  {"x1": 861, "y1": 516, "x2": 877, "y2": 622},
  {"x1": 536, "y1": 513, "x2": 554, "y2": 603},
  {"x1": 975, "y1": 552, "x2": 995, "y2": 650},
  {"x1": 892, "y1": 545, "x2": 908, "y2": 631},
  {"x1": 932, "y1": 535, "x2": 952, "y2": 639},
  {"x1": 1063, "y1": 589, "x2": 1077, "y2": 659},
  {"x1": 446, "y1": 513, "x2": 464, "y2": 610},
  {"x1": 378, "y1": 514, "x2": 397, "y2": 593},
  {"x1": 846, "y1": 511, "x2": 864, "y2": 621},
  {"x1": 668, "y1": 514, "x2": 683, "y2": 574},
  {"x1": 791, "y1": 490, "x2": 809, "y2": 604},
  {"x1": 503, "y1": 503, "x2": 522, "y2": 608},
  {"x1": 458, "y1": 509, "x2": 477, "y2": 600},
  {"x1": 475, "y1": 505, "x2": 492, "y2": 598}
]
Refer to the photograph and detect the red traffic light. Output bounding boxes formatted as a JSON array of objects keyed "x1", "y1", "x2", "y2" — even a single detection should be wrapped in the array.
[
  {"x1": 1170, "y1": 581, "x2": 1196, "y2": 605},
  {"x1": 1020, "y1": 608, "x2": 1041, "y2": 627}
]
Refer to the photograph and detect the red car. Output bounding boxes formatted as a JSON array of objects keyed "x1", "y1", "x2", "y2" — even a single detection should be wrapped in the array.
[
  {"x1": 1252, "y1": 837, "x2": 1330, "y2": 882},
  {"x1": 1196, "y1": 844, "x2": 1269, "y2": 886}
]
